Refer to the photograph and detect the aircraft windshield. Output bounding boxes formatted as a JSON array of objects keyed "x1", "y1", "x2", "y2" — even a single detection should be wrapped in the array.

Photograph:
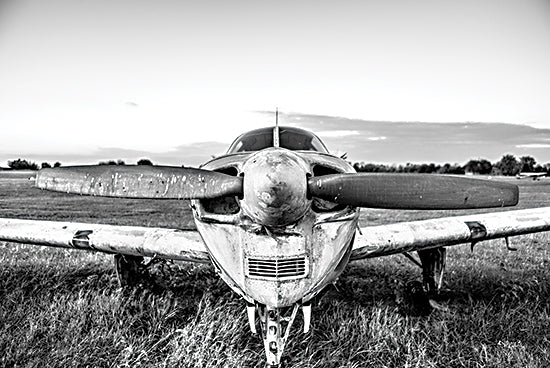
[{"x1": 227, "y1": 127, "x2": 328, "y2": 153}]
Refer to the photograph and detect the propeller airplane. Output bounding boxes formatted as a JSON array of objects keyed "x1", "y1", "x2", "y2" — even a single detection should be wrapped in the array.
[{"x1": 2, "y1": 124, "x2": 550, "y2": 366}]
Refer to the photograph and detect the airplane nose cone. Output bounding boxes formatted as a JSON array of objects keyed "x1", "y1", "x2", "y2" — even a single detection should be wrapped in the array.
[{"x1": 241, "y1": 149, "x2": 310, "y2": 227}]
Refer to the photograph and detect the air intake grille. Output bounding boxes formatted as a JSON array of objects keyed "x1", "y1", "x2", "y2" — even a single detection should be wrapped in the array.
[{"x1": 247, "y1": 256, "x2": 307, "y2": 279}]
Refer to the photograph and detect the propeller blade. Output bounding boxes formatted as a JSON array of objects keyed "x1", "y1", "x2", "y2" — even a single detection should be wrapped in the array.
[
  {"x1": 36, "y1": 165, "x2": 243, "y2": 199},
  {"x1": 308, "y1": 173, "x2": 519, "y2": 209}
]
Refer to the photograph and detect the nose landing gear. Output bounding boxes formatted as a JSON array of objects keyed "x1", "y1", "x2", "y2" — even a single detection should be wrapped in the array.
[{"x1": 247, "y1": 302, "x2": 310, "y2": 367}]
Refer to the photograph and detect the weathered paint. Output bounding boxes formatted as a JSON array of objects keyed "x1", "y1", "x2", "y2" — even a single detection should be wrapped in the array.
[
  {"x1": 36, "y1": 165, "x2": 242, "y2": 199},
  {"x1": 0, "y1": 218, "x2": 210, "y2": 262},
  {"x1": 195, "y1": 210, "x2": 358, "y2": 307},
  {"x1": 351, "y1": 206, "x2": 550, "y2": 260},
  {"x1": 241, "y1": 148, "x2": 311, "y2": 227}
]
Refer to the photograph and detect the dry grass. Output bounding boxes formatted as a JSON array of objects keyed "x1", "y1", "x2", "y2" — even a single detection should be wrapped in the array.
[{"x1": 1, "y1": 173, "x2": 549, "y2": 367}]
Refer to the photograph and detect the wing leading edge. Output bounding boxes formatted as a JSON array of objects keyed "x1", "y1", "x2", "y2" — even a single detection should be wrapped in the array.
[
  {"x1": 351, "y1": 206, "x2": 550, "y2": 260},
  {"x1": 4, "y1": 207, "x2": 550, "y2": 267},
  {"x1": 0, "y1": 218, "x2": 209, "y2": 263}
]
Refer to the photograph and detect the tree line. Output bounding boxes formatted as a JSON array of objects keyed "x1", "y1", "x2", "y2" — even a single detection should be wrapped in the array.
[
  {"x1": 1, "y1": 159, "x2": 62, "y2": 171},
  {"x1": 1, "y1": 158, "x2": 153, "y2": 170},
  {"x1": 353, "y1": 154, "x2": 548, "y2": 176}
]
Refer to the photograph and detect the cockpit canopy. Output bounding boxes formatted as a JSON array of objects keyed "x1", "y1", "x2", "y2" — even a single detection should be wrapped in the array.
[{"x1": 227, "y1": 126, "x2": 329, "y2": 154}]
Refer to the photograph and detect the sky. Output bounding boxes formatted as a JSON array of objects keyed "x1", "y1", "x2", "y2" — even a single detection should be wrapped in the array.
[{"x1": 1, "y1": 0, "x2": 549, "y2": 167}]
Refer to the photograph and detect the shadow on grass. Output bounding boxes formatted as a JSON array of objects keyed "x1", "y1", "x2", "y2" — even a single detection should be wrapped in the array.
[{"x1": 335, "y1": 259, "x2": 550, "y2": 313}]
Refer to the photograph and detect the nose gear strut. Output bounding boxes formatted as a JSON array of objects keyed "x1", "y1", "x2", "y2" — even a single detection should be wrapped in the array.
[{"x1": 247, "y1": 302, "x2": 307, "y2": 367}]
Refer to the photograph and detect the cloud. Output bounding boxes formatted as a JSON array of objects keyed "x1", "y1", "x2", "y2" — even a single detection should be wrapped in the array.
[
  {"x1": 268, "y1": 112, "x2": 550, "y2": 164},
  {"x1": 316, "y1": 130, "x2": 360, "y2": 137},
  {"x1": 91, "y1": 142, "x2": 229, "y2": 167},
  {"x1": 515, "y1": 144, "x2": 550, "y2": 149}
]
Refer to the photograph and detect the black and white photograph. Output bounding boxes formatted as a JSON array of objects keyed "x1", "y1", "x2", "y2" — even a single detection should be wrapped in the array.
[{"x1": 1, "y1": 0, "x2": 549, "y2": 367}]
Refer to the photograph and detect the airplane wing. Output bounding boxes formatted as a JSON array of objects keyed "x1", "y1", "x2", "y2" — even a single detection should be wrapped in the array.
[
  {"x1": 0, "y1": 218, "x2": 210, "y2": 263},
  {"x1": 351, "y1": 207, "x2": 550, "y2": 260}
]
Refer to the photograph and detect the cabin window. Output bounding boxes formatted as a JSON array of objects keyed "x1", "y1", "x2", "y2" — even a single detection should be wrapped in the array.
[{"x1": 227, "y1": 127, "x2": 328, "y2": 154}]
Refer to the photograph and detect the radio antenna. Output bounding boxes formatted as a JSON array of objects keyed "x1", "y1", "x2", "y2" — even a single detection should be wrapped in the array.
[{"x1": 273, "y1": 108, "x2": 280, "y2": 148}]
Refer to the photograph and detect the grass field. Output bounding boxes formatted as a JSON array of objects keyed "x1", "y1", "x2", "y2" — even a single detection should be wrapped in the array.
[{"x1": 1, "y1": 172, "x2": 549, "y2": 367}]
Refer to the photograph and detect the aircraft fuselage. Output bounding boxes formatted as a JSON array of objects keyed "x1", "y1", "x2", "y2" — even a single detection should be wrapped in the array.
[{"x1": 191, "y1": 148, "x2": 359, "y2": 307}]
